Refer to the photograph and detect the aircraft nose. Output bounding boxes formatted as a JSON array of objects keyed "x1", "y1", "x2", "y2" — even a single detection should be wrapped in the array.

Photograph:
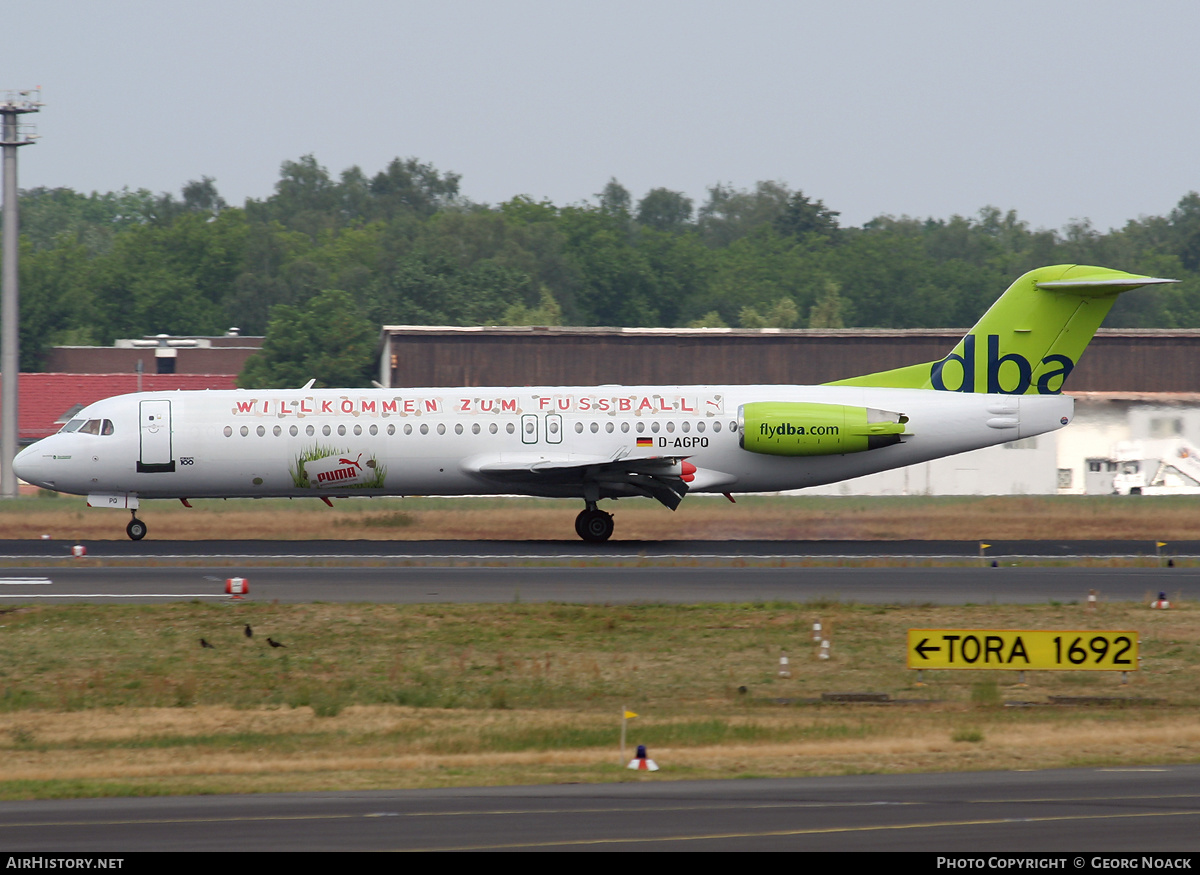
[{"x1": 12, "y1": 443, "x2": 47, "y2": 489}]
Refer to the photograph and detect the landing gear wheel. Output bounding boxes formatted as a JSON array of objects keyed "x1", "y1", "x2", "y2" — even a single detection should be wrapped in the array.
[
  {"x1": 126, "y1": 517, "x2": 147, "y2": 541},
  {"x1": 575, "y1": 508, "x2": 614, "y2": 543}
]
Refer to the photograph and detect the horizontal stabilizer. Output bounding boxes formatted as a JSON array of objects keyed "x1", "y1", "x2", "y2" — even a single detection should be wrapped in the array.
[{"x1": 1036, "y1": 271, "x2": 1178, "y2": 295}]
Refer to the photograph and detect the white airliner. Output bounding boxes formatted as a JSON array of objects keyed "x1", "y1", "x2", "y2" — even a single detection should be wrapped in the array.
[{"x1": 12, "y1": 265, "x2": 1175, "y2": 542}]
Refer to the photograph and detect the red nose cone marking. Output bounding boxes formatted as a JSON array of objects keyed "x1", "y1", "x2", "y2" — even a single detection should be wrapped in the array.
[{"x1": 681, "y1": 461, "x2": 696, "y2": 482}]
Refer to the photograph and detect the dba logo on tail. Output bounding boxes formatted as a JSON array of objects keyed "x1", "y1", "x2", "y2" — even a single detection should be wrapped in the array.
[{"x1": 930, "y1": 335, "x2": 1074, "y2": 395}]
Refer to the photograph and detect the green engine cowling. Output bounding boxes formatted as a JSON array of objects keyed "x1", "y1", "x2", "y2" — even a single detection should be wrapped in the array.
[{"x1": 739, "y1": 402, "x2": 908, "y2": 456}]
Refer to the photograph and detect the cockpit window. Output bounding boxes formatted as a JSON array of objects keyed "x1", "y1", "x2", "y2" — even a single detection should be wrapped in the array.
[
  {"x1": 75, "y1": 419, "x2": 114, "y2": 436},
  {"x1": 59, "y1": 419, "x2": 85, "y2": 433}
]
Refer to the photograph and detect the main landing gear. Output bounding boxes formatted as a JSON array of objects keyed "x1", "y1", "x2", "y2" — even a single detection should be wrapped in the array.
[
  {"x1": 575, "y1": 503, "x2": 614, "y2": 542},
  {"x1": 126, "y1": 511, "x2": 147, "y2": 541}
]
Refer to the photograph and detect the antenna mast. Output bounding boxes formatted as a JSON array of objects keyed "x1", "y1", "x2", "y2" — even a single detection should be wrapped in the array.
[{"x1": 1, "y1": 87, "x2": 41, "y2": 499}]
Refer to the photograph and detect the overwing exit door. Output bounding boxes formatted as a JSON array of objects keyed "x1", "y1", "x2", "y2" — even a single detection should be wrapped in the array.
[{"x1": 520, "y1": 413, "x2": 539, "y2": 444}]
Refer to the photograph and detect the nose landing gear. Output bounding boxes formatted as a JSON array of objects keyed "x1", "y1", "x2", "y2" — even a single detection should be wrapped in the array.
[
  {"x1": 126, "y1": 512, "x2": 147, "y2": 541},
  {"x1": 575, "y1": 504, "x2": 614, "y2": 542}
]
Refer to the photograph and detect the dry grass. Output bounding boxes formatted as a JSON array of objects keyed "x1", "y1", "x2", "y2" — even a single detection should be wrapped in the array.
[
  {"x1": 6, "y1": 493, "x2": 1200, "y2": 541},
  {"x1": 0, "y1": 600, "x2": 1196, "y2": 797},
  {"x1": 0, "y1": 707, "x2": 1198, "y2": 795}
]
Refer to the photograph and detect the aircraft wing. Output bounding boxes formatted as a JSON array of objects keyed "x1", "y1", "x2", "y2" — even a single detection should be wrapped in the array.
[{"x1": 463, "y1": 451, "x2": 693, "y2": 509}]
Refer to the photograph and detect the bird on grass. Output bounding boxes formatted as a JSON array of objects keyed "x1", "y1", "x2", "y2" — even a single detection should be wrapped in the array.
[
  {"x1": 200, "y1": 639, "x2": 215, "y2": 649},
  {"x1": 267, "y1": 637, "x2": 287, "y2": 649},
  {"x1": 244, "y1": 623, "x2": 253, "y2": 639}
]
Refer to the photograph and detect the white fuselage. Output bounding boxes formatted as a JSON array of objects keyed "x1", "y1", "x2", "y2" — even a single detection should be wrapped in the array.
[{"x1": 14, "y1": 384, "x2": 1072, "y2": 504}]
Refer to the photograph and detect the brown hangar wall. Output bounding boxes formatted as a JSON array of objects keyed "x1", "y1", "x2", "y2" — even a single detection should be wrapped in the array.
[{"x1": 381, "y1": 327, "x2": 1200, "y2": 392}]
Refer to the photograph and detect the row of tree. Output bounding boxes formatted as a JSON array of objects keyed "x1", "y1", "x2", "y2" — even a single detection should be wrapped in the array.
[{"x1": 8, "y1": 154, "x2": 1200, "y2": 386}]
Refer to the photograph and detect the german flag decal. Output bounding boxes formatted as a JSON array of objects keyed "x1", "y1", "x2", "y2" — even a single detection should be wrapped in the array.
[{"x1": 636, "y1": 437, "x2": 653, "y2": 447}]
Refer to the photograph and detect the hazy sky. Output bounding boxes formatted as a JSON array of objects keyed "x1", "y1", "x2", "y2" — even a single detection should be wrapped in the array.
[{"x1": 4, "y1": 1, "x2": 1198, "y2": 232}]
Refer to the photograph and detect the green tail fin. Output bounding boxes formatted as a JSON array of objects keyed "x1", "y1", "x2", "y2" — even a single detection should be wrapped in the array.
[{"x1": 827, "y1": 265, "x2": 1177, "y2": 394}]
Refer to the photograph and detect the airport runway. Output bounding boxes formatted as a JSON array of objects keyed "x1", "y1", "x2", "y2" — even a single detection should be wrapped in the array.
[
  {"x1": 0, "y1": 563, "x2": 1194, "y2": 604},
  {"x1": 1, "y1": 766, "x2": 1197, "y2": 851},
  {"x1": 0, "y1": 538, "x2": 1194, "y2": 605},
  {"x1": 1, "y1": 537, "x2": 1198, "y2": 562}
]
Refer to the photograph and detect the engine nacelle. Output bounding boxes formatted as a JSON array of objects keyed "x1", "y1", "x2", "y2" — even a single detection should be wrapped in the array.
[{"x1": 739, "y1": 402, "x2": 908, "y2": 456}]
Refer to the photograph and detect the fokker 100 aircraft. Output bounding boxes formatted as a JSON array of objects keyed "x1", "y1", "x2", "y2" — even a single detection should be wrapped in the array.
[{"x1": 13, "y1": 265, "x2": 1175, "y2": 542}]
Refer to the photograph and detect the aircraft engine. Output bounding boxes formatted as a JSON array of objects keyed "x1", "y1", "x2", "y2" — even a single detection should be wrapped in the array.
[{"x1": 738, "y1": 402, "x2": 908, "y2": 456}]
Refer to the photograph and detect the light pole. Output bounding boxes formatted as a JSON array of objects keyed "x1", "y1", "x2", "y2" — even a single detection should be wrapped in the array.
[{"x1": 0, "y1": 88, "x2": 41, "y2": 499}]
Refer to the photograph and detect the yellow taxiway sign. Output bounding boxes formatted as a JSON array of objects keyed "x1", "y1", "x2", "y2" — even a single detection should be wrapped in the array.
[{"x1": 907, "y1": 629, "x2": 1138, "y2": 671}]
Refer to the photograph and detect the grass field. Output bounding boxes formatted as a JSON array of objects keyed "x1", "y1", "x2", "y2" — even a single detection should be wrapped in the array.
[
  {"x1": 4, "y1": 492, "x2": 1200, "y2": 542},
  {"x1": 0, "y1": 599, "x2": 1195, "y2": 798}
]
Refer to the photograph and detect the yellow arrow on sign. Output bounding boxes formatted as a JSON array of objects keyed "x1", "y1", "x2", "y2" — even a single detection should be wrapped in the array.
[{"x1": 907, "y1": 629, "x2": 1138, "y2": 671}]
